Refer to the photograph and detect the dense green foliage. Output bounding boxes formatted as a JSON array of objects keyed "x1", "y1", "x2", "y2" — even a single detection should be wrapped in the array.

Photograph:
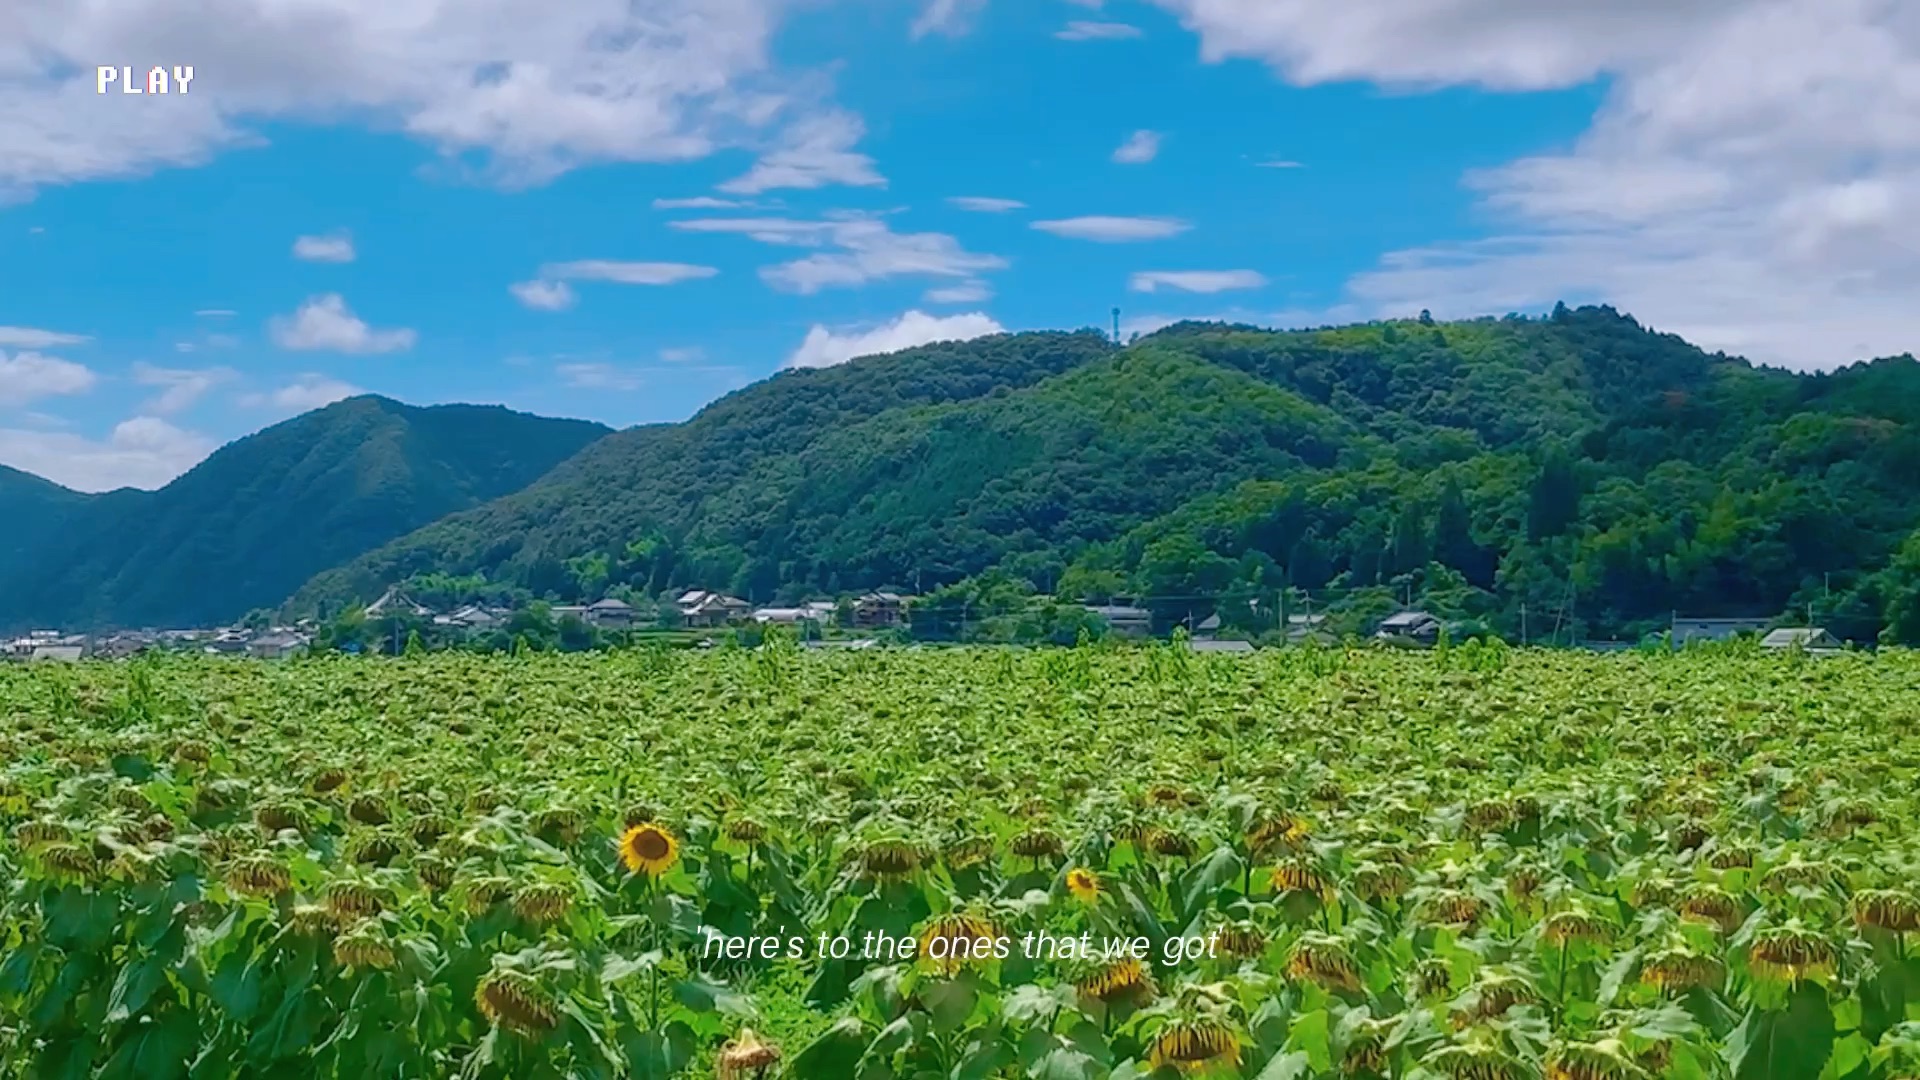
[
  {"x1": 294, "y1": 308, "x2": 1920, "y2": 643},
  {"x1": 0, "y1": 399, "x2": 608, "y2": 633},
  {"x1": 4, "y1": 646, "x2": 1920, "y2": 1077}
]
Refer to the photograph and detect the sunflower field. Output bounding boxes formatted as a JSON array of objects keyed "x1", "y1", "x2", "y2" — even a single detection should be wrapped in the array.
[{"x1": 3, "y1": 637, "x2": 1920, "y2": 1079}]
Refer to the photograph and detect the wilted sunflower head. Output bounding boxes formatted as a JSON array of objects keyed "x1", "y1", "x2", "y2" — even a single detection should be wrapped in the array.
[
  {"x1": 1011, "y1": 828, "x2": 1064, "y2": 861},
  {"x1": 1676, "y1": 885, "x2": 1743, "y2": 932},
  {"x1": 1546, "y1": 1039, "x2": 1652, "y2": 1080},
  {"x1": 1543, "y1": 909, "x2": 1612, "y2": 947},
  {"x1": 1270, "y1": 857, "x2": 1332, "y2": 899},
  {"x1": 1854, "y1": 889, "x2": 1920, "y2": 934},
  {"x1": 1072, "y1": 956, "x2": 1155, "y2": 1006},
  {"x1": 861, "y1": 837, "x2": 923, "y2": 879},
  {"x1": 618, "y1": 823, "x2": 680, "y2": 876},
  {"x1": 1354, "y1": 862, "x2": 1414, "y2": 903},
  {"x1": 1065, "y1": 867, "x2": 1103, "y2": 905},
  {"x1": 1424, "y1": 1043, "x2": 1531, "y2": 1080},
  {"x1": 1747, "y1": 923, "x2": 1837, "y2": 984},
  {"x1": 322, "y1": 880, "x2": 385, "y2": 921},
  {"x1": 917, "y1": 911, "x2": 1000, "y2": 977},
  {"x1": 717, "y1": 1028, "x2": 782, "y2": 1079},
  {"x1": 1342, "y1": 1016, "x2": 1396, "y2": 1075},
  {"x1": 940, "y1": 836, "x2": 991, "y2": 872},
  {"x1": 1213, "y1": 920, "x2": 1267, "y2": 960},
  {"x1": 1457, "y1": 970, "x2": 1538, "y2": 1023},
  {"x1": 1422, "y1": 890, "x2": 1487, "y2": 929},
  {"x1": 1147, "y1": 827, "x2": 1198, "y2": 859},
  {"x1": 1148, "y1": 1017, "x2": 1242, "y2": 1074},
  {"x1": 1760, "y1": 857, "x2": 1838, "y2": 894},
  {"x1": 332, "y1": 923, "x2": 397, "y2": 970},
  {"x1": 225, "y1": 854, "x2": 293, "y2": 898},
  {"x1": 476, "y1": 969, "x2": 560, "y2": 1037},
  {"x1": 511, "y1": 882, "x2": 573, "y2": 924},
  {"x1": 1285, "y1": 932, "x2": 1362, "y2": 992},
  {"x1": 1639, "y1": 945, "x2": 1724, "y2": 993},
  {"x1": 725, "y1": 817, "x2": 767, "y2": 845}
]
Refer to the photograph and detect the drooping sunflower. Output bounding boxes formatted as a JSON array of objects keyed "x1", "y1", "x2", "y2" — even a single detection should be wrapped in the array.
[
  {"x1": 1854, "y1": 889, "x2": 1920, "y2": 934},
  {"x1": 619, "y1": 822, "x2": 680, "y2": 876},
  {"x1": 1148, "y1": 1017, "x2": 1242, "y2": 1074},
  {"x1": 1676, "y1": 883, "x2": 1744, "y2": 933},
  {"x1": 1546, "y1": 1038, "x2": 1653, "y2": 1080},
  {"x1": 917, "y1": 911, "x2": 1000, "y2": 977},
  {"x1": 476, "y1": 969, "x2": 560, "y2": 1037},
  {"x1": 1638, "y1": 945, "x2": 1724, "y2": 993},
  {"x1": 1747, "y1": 923, "x2": 1837, "y2": 984},
  {"x1": 1065, "y1": 867, "x2": 1104, "y2": 905},
  {"x1": 1073, "y1": 956, "x2": 1155, "y2": 1007},
  {"x1": 1284, "y1": 932, "x2": 1362, "y2": 992},
  {"x1": 716, "y1": 1028, "x2": 782, "y2": 1079}
]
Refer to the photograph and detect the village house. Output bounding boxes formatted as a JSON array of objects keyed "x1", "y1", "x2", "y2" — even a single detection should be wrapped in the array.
[
  {"x1": 1761, "y1": 627, "x2": 1842, "y2": 654},
  {"x1": 1670, "y1": 617, "x2": 1772, "y2": 644},
  {"x1": 676, "y1": 590, "x2": 749, "y2": 629},
  {"x1": 247, "y1": 630, "x2": 311, "y2": 659},
  {"x1": 1374, "y1": 610, "x2": 1442, "y2": 647},
  {"x1": 585, "y1": 598, "x2": 635, "y2": 629},
  {"x1": 751, "y1": 606, "x2": 819, "y2": 626},
  {"x1": 1083, "y1": 604, "x2": 1153, "y2": 638},
  {"x1": 364, "y1": 587, "x2": 434, "y2": 619},
  {"x1": 852, "y1": 591, "x2": 909, "y2": 629}
]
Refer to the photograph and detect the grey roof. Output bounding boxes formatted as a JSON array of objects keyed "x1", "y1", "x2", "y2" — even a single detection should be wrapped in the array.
[
  {"x1": 1379, "y1": 611, "x2": 1438, "y2": 629},
  {"x1": 1189, "y1": 638, "x2": 1255, "y2": 653},
  {"x1": 1085, "y1": 605, "x2": 1152, "y2": 619},
  {"x1": 1761, "y1": 627, "x2": 1839, "y2": 649},
  {"x1": 588, "y1": 598, "x2": 633, "y2": 611}
]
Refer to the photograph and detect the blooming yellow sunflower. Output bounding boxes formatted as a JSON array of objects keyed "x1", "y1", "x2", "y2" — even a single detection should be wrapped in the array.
[
  {"x1": 1066, "y1": 867, "x2": 1103, "y2": 905},
  {"x1": 619, "y1": 822, "x2": 680, "y2": 876}
]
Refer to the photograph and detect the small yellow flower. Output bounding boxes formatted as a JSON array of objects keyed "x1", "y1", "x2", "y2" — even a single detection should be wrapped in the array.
[
  {"x1": 619, "y1": 823, "x2": 680, "y2": 876},
  {"x1": 1066, "y1": 867, "x2": 1103, "y2": 905}
]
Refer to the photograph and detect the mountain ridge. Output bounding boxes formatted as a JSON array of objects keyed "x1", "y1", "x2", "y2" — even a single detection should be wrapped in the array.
[
  {"x1": 285, "y1": 307, "x2": 1920, "y2": 643},
  {"x1": 0, "y1": 397, "x2": 610, "y2": 632}
]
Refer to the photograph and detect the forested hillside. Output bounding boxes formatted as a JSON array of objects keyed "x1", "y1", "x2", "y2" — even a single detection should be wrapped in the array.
[
  {"x1": 0, "y1": 399, "x2": 609, "y2": 631},
  {"x1": 291, "y1": 307, "x2": 1920, "y2": 643}
]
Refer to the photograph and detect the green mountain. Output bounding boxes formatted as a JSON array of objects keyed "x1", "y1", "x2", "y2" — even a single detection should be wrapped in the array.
[
  {"x1": 0, "y1": 398, "x2": 609, "y2": 632},
  {"x1": 289, "y1": 307, "x2": 1920, "y2": 643}
]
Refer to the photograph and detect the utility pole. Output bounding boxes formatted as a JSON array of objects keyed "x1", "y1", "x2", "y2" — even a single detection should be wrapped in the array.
[
  {"x1": 1112, "y1": 308, "x2": 1121, "y2": 345},
  {"x1": 1521, "y1": 604, "x2": 1528, "y2": 646}
]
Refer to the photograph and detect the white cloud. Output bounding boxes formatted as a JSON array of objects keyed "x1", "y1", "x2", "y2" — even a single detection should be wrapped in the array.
[
  {"x1": 926, "y1": 279, "x2": 994, "y2": 303},
  {"x1": 540, "y1": 261, "x2": 720, "y2": 285},
  {"x1": 912, "y1": 0, "x2": 989, "y2": 39},
  {"x1": 0, "y1": 326, "x2": 88, "y2": 349},
  {"x1": 1129, "y1": 269, "x2": 1269, "y2": 293},
  {"x1": 131, "y1": 362, "x2": 237, "y2": 414},
  {"x1": 787, "y1": 310, "x2": 1004, "y2": 369},
  {"x1": 269, "y1": 294, "x2": 417, "y2": 354},
  {"x1": 509, "y1": 279, "x2": 579, "y2": 311},
  {"x1": 237, "y1": 373, "x2": 364, "y2": 413},
  {"x1": 673, "y1": 213, "x2": 1007, "y2": 293},
  {"x1": 658, "y1": 346, "x2": 705, "y2": 362},
  {"x1": 718, "y1": 111, "x2": 886, "y2": 195},
  {"x1": 0, "y1": 416, "x2": 213, "y2": 492},
  {"x1": 0, "y1": 0, "x2": 817, "y2": 198},
  {"x1": 652, "y1": 196, "x2": 747, "y2": 210},
  {"x1": 1032, "y1": 215, "x2": 1190, "y2": 241},
  {"x1": 194, "y1": 309, "x2": 236, "y2": 318},
  {"x1": 1112, "y1": 130, "x2": 1162, "y2": 164},
  {"x1": 292, "y1": 232, "x2": 355, "y2": 263},
  {"x1": 0, "y1": 351, "x2": 97, "y2": 406},
  {"x1": 1057, "y1": 20, "x2": 1145, "y2": 40},
  {"x1": 1257, "y1": 159, "x2": 1305, "y2": 169},
  {"x1": 556, "y1": 362, "x2": 644, "y2": 390},
  {"x1": 948, "y1": 196, "x2": 1027, "y2": 213},
  {"x1": 1150, "y1": 0, "x2": 1920, "y2": 370}
]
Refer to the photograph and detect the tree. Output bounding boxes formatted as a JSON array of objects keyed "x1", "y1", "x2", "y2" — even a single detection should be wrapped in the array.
[{"x1": 1880, "y1": 530, "x2": 1920, "y2": 645}]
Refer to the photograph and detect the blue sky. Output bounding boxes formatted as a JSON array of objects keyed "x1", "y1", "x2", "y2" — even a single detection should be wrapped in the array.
[{"x1": 2, "y1": 0, "x2": 1914, "y2": 491}]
